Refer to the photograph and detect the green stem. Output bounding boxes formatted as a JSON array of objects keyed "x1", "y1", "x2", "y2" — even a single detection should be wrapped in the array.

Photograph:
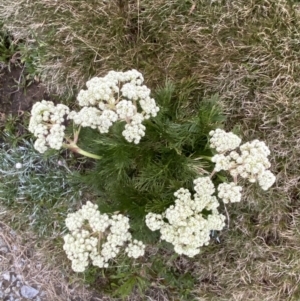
[
  {"x1": 63, "y1": 143, "x2": 102, "y2": 160},
  {"x1": 194, "y1": 155, "x2": 213, "y2": 162}
]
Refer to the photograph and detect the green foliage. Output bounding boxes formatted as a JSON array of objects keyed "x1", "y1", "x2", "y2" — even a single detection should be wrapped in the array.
[
  {"x1": 76, "y1": 82, "x2": 225, "y2": 240},
  {"x1": 83, "y1": 250, "x2": 196, "y2": 300},
  {"x1": 0, "y1": 23, "x2": 50, "y2": 81},
  {"x1": 60, "y1": 82, "x2": 225, "y2": 298},
  {"x1": 83, "y1": 255, "x2": 149, "y2": 299},
  {"x1": 0, "y1": 25, "x2": 17, "y2": 63},
  {"x1": 149, "y1": 256, "x2": 196, "y2": 300},
  {"x1": 18, "y1": 32, "x2": 49, "y2": 80}
]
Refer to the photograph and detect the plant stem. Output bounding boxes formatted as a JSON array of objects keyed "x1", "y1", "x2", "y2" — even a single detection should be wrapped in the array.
[
  {"x1": 63, "y1": 143, "x2": 102, "y2": 160},
  {"x1": 197, "y1": 155, "x2": 213, "y2": 162},
  {"x1": 210, "y1": 169, "x2": 216, "y2": 179}
]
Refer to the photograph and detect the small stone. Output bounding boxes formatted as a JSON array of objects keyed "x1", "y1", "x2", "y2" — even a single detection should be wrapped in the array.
[
  {"x1": 0, "y1": 246, "x2": 9, "y2": 253},
  {"x1": 35, "y1": 263, "x2": 42, "y2": 270},
  {"x1": 2, "y1": 272, "x2": 10, "y2": 281},
  {"x1": 0, "y1": 237, "x2": 7, "y2": 248},
  {"x1": 15, "y1": 162, "x2": 23, "y2": 169},
  {"x1": 20, "y1": 285, "x2": 39, "y2": 299}
]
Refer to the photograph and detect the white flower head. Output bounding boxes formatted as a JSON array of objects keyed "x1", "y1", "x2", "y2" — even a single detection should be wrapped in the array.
[
  {"x1": 29, "y1": 100, "x2": 69, "y2": 153},
  {"x1": 257, "y1": 170, "x2": 276, "y2": 191},
  {"x1": 63, "y1": 201, "x2": 145, "y2": 272},
  {"x1": 217, "y1": 182, "x2": 242, "y2": 203},
  {"x1": 211, "y1": 154, "x2": 232, "y2": 172},
  {"x1": 74, "y1": 70, "x2": 159, "y2": 144},
  {"x1": 210, "y1": 129, "x2": 276, "y2": 191},
  {"x1": 125, "y1": 240, "x2": 146, "y2": 258},
  {"x1": 146, "y1": 179, "x2": 225, "y2": 257},
  {"x1": 145, "y1": 213, "x2": 164, "y2": 231},
  {"x1": 193, "y1": 177, "x2": 215, "y2": 196},
  {"x1": 209, "y1": 129, "x2": 241, "y2": 153},
  {"x1": 122, "y1": 114, "x2": 146, "y2": 144}
]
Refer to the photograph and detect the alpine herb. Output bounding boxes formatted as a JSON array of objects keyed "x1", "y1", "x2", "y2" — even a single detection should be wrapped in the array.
[
  {"x1": 146, "y1": 177, "x2": 226, "y2": 257},
  {"x1": 28, "y1": 70, "x2": 159, "y2": 158},
  {"x1": 63, "y1": 201, "x2": 145, "y2": 272}
]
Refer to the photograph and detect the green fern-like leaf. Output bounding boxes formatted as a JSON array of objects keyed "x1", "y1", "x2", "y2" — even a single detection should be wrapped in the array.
[{"x1": 76, "y1": 81, "x2": 225, "y2": 236}]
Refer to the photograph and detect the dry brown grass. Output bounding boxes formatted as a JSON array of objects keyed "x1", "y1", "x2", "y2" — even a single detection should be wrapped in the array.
[{"x1": 1, "y1": 0, "x2": 300, "y2": 300}]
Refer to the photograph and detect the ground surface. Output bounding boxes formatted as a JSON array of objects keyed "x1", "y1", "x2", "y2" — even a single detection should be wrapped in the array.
[
  {"x1": 0, "y1": 65, "x2": 46, "y2": 116},
  {"x1": 1, "y1": 0, "x2": 300, "y2": 300},
  {"x1": 0, "y1": 216, "x2": 97, "y2": 301}
]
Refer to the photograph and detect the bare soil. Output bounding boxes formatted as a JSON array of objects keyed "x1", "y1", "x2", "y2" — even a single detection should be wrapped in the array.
[{"x1": 0, "y1": 64, "x2": 51, "y2": 117}]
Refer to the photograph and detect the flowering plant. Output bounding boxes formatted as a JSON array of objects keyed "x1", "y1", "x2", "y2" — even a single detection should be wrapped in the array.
[
  {"x1": 145, "y1": 129, "x2": 276, "y2": 257},
  {"x1": 28, "y1": 72, "x2": 276, "y2": 293},
  {"x1": 28, "y1": 70, "x2": 159, "y2": 159}
]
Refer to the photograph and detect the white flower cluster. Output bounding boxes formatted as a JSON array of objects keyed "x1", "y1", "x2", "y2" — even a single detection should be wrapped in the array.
[
  {"x1": 257, "y1": 170, "x2": 276, "y2": 191},
  {"x1": 210, "y1": 129, "x2": 276, "y2": 190},
  {"x1": 145, "y1": 212, "x2": 164, "y2": 231},
  {"x1": 29, "y1": 70, "x2": 159, "y2": 154},
  {"x1": 63, "y1": 201, "x2": 145, "y2": 272},
  {"x1": 125, "y1": 240, "x2": 146, "y2": 259},
  {"x1": 69, "y1": 69, "x2": 159, "y2": 144},
  {"x1": 217, "y1": 182, "x2": 242, "y2": 203},
  {"x1": 145, "y1": 177, "x2": 226, "y2": 257},
  {"x1": 29, "y1": 100, "x2": 69, "y2": 153},
  {"x1": 209, "y1": 129, "x2": 241, "y2": 153}
]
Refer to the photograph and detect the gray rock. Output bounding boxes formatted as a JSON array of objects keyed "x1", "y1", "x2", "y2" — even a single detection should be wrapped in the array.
[
  {"x1": 0, "y1": 246, "x2": 9, "y2": 253},
  {"x1": 2, "y1": 272, "x2": 10, "y2": 281},
  {"x1": 20, "y1": 285, "x2": 39, "y2": 299},
  {"x1": 0, "y1": 237, "x2": 7, "y2": 247}
]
